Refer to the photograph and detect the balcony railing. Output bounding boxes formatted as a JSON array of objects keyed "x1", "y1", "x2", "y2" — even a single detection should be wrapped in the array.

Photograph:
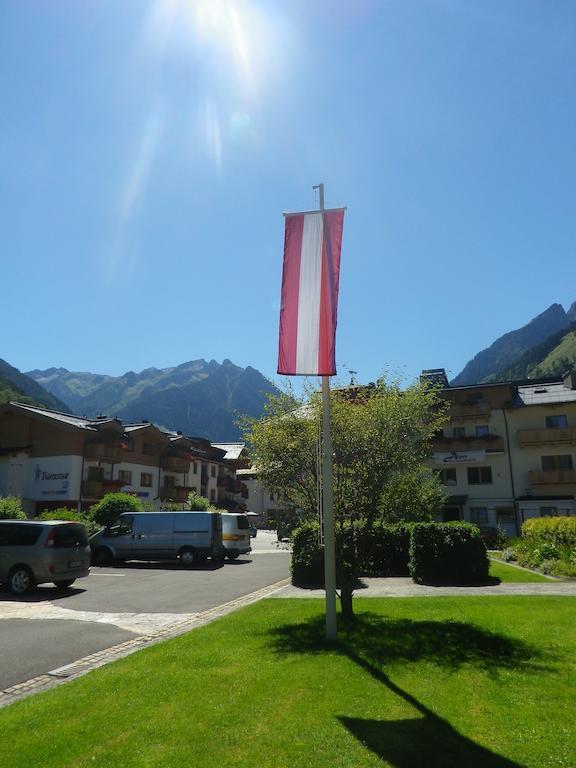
[
  {"x1": 160, "y1": 485, "x2": 190, "y2": 502},
  {"x1": 85, "y1": 442, "x2": 123, "y2": 463},
  {"x1": 161, "y1": 456, "x2": 190, "y2": 473},
  {"x1": 528, "y1": 469, "x2": 576, "y2": 485},
  {"x1": 81, "y1": 478, "x2": 126, "y2": 497},
  {"x1": 449, "y1": 403, "x2": 491, "y2": 421},
  {"x1": 518, "y1": 427, "x2": 576, "y2": 447},
  {"x1": 433, "y1": 435, "x2": 505, "y2": 452}
]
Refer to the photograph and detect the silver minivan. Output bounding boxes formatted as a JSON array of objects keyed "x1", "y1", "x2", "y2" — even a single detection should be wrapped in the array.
[
  {"x1": 0, "y1": 520, "x2": 91, "y2": 594},
  {"x1": 221, "y1": 513, "x2": 252, "y2": 560},
  {"x1": 90, "y1": 511, "x2": 225, "y2": 566}
]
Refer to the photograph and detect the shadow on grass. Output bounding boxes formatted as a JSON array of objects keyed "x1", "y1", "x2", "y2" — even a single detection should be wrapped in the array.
[{"x1": 266, "y1": 614, "x2": 542, "y2": 768}]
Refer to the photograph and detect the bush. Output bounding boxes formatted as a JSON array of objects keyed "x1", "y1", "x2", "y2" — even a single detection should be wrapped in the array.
[
  {"x1": 39, "y1": 508, "x2": 100, "y2": 537},
  {"x1": 0, "y1": 496, "x2": 26, "y2": 520},
  {"x1": 89, "y1": 493, "x2": 143, "y2": 528},
  {"x1": 550, "y1": 560, "x2": 576, "y2": 579},
  {"x1": 364, "y1": 521, "x2": 413, "y2": 576},
  {"x1": 291, "y1": 520, "x2": 325, "y2": 587},
  {"x1": 501, "y1": 547, "x2": 517, "y2": 562},
  {"x1": 522, "y1": 516, "x2": 576, "y2": 549},
  {"x1": 409, "y1": 522, "x2": 489, "y2": 584},
  {"x1": 187, "y1": 492, "x2": 210, "y2": 511}
]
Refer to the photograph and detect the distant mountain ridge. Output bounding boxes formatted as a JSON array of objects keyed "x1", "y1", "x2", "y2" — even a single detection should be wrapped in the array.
[
  {"x1": 28, "y1": 359, "x2": 278, "y2": 440},
  {"x1": 451, "y1": 302, "x2": 576, "y2": 385},
  {"x1": 0, "y1": 358, "x2": 69, "y2": 411}
]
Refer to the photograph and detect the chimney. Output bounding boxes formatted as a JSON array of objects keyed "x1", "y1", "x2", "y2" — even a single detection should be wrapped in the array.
[{"x1": 562, "y1": 370, "x2": 576, "y2": 390}]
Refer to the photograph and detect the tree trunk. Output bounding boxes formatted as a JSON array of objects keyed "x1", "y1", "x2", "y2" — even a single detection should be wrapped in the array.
[{"x1": 339, "y1": 583, "x2": 355, "y2": 622}]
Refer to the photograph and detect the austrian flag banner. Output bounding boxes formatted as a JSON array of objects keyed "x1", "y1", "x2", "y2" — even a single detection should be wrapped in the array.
[{"x1": 278, "y1": 208, "x2": 345, "y2": 376}]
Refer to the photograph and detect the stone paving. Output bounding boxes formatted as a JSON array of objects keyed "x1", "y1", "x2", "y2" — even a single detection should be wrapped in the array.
[{"x1": 273, "y1": 576, "x2": 576, "y2": 598}]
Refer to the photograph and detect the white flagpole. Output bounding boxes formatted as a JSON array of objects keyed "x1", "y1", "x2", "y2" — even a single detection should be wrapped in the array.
[{"x1": 315, "y1": 182, "x2": 337, "y2": 641}]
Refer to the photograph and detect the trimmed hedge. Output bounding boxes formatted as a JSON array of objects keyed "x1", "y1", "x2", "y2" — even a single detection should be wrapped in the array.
[
  {"x1": 291, "y1": 519, "x2": 489, "y2": 587},
  {"x1": 409, "y1": 522, "x2": 489, "y2": 584},
  {"x1": 39, "y1": 508, "x2": 100, "y2": 537}
]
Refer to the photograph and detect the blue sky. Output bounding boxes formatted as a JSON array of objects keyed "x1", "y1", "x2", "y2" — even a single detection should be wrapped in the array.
[{"x1": 1, "y1": 0, "x2": 575, "y2": 390}]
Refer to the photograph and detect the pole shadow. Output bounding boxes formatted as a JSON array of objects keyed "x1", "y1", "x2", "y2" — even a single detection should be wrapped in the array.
[{"x1": 266, "y1": 613, "x2": 546, "y2": 767}]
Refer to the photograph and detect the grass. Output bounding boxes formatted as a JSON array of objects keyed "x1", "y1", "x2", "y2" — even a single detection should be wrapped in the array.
[
  {"x1": 488, "y1": 559, "x2": 551, "y2": 583},
  {"x1": 1, "y1": 597, "x2": 575, "y2": 768}
]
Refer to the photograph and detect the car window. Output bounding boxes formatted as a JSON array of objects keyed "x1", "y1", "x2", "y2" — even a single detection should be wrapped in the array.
[
  {"x1": 105, "y1": 516, "x2": 134, "y2": 537},
  {"x1": 0, "y1": 523, "x2": 43, "y2": 546},
  {"x1": 236, "y1": 516, "x2": 250, "y2": 530},
  {"x1": 53, "y1": 524, "x2": 89, "y2": 548}
]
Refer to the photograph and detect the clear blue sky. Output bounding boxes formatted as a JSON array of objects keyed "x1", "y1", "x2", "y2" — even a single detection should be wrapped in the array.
[{"x1": 1, "y1": 0, "x2": 575, "y2": 389}]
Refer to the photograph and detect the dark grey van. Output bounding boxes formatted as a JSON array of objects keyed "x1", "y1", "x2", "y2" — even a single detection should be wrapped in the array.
[
  {"x1": 0, "y1": 520, "x2": 91, "y2": 594},
  {"x1": 90, "y1": 511, "x2": 225, "y2": 566}
]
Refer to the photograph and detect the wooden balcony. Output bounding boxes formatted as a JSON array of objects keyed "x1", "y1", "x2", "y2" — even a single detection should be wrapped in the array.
[
  {"x1": 81, "y1": 478, "x2": 126, "y2": 497},
  {"x1": 518, "y1": 427, "x2": 576, "y2": 447},
  {"x1": 528, "y1": 469, "x2": 576, "y2": 485},
  {"x1": 449, "y1": 403, "x2": 491, "y2": 421},
  {"x1": 85, "y1": 442, "x2": 123, "y2": 463},
  {"x1": 160, "y1": 485, "x2": 189, "y2": 502},
  {"x1": 161, "y1": 456, "x2": 190, "y2": 473},
  {"x1": 433, "y1": 435, "x2": 505, "y2": 452}
]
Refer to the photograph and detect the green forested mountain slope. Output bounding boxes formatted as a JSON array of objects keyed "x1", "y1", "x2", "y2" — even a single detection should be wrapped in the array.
[
  {"x1": 28, "y1": 359, "x2": 279, "y2": 440},
  {"x1": 0, "y1": 359, "x2": 69, "y2": 410},
  {"x1": 496, "y1": 324, "x2": 576, "y2": 381}
]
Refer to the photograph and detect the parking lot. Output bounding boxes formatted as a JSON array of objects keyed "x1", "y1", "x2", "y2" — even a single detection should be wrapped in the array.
[{"x1": 0, "y1": 532, "x2": 290, "y2": 691}]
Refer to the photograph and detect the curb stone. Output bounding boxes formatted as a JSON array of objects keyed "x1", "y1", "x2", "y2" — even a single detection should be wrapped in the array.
[{"x1": 0, "y1": 577, "x2": 290, "y2": 709}]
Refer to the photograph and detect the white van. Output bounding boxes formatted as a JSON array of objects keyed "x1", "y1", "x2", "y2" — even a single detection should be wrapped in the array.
[
  {"x1": 90, "y1": 511, "x2": 224, "y2": 566},
  {"x1": 221, "y1": 513, "x2": 252, "y2": 560}
]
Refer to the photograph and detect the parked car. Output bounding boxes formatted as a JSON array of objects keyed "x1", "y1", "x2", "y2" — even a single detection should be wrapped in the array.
[
  {"x1": 0, "y1": 520, "x2": 91, "y2": 595},
  {"x1": 221, "y1": 513, "x2": 252, "y2": 560},
  {"x1": 90, "y1": 511, "x2": 225, "y2": 566},
  {"x1": 249, "y1": 524, "x2": 258, "y2": 538}
]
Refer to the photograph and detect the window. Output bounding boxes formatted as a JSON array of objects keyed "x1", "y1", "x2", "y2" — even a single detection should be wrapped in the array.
[
  {"x1": 193, "y1": 462, "x2": 198, "y2": 475},
  {"x1": 142, "y1": 443, "x2": 156, "y2": 456},
  {"x1": 540, "y1": 506, "x2": 557, "y2": 517},
  {"x1": 164, "y1": 475, "x2": 176, "y2": 487},
  {"x1": 236, "y1": 516, "x2": 250, "y2": 529},
  {"x1": 438, "y1": 468, "x2": 457, "y2": 486},
  {"x1": 0, "y1": 523, "x2": 42, "y2": 547},
  {"x1": 453, "y1": 427, "x2": 466, "y2": 439},
  {"x1": 210, "y1": 465, "x2": 216, "y2": 478},
  {"x1": 541, "y1": 455, "x2": 573, "y2": 471},
  {"x1": 53, "y1": 524, "x2": 89, "y2": 548},
  {"x1": 87, "y1": 466, "x2": 104, "y2": 481},
  {"x1": 467, "y1": 466, "x2": 493, "y2": 485},
  {"x1": 496, "y1": 508, "x2": 515, "y2": 525},
  {"x1": 141, "y1": 472, "x2": 153, "y2": 487},
  {"x1": 210, "y1": 489, "x2": 216, "y2": 501},
  {"x1": 546, "y1": 415, "x2": 568, "y2": 429},
  {"x1": 105, "y1": 516, "x2": 134, "y2": 537},
  {"x1": 475, "y1": 425, "x2": 490, "y2": 437},
  {"x1": 118, "y1": 470, "x2": 132, "y2": 485},
  {"x1": 470, "y1": 507, "x2": 489, "y2": 525}
]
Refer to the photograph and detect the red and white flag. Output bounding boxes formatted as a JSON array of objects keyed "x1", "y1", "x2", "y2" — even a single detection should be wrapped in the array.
[{"x1": 278, "y1": 208, "x2": 345, "y2": 376}]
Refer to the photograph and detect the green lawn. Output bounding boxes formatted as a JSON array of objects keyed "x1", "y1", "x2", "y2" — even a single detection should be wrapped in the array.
[
  {"x1": 489, "y1": 559, "x2": 551, "y2": 583},
  {"x1": 1, "y1": 597, "x2": 575, "y2": 768}
]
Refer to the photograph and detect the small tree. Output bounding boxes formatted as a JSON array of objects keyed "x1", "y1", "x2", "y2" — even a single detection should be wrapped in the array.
[
  {"x1": 0, "y1": 496, "x2": 26, "y2": 520},
  {"x1": 244, "y1": 376, "x2": 447, "y2": 620},
  {"x1": 187, "y1": 491, "x2": 210, "y2": 511},
  {"x1": 89, "y1": 493, "x2": 143, "y2": 528}
]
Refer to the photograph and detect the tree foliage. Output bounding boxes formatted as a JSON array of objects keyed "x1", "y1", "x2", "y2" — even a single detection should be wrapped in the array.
[
  {"x1": 90, "y1": 492, "x2": 143, "y2": 528},
  {"x1": 243, "y1": 377, "x2": 448, "y2": 618},
  {"x1": 0, "y1": 496, "x2": 27, "y2": 520}
]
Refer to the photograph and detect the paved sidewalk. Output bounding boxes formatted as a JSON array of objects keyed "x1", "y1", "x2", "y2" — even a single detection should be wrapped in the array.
[{"x1": 273, "y1": 576, "x2": 576, "y2": 598}]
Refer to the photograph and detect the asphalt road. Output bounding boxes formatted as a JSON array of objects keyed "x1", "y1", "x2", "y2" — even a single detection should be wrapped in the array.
[{"x1": 0, "y1": 532, "x2": 290, "y2": 690}]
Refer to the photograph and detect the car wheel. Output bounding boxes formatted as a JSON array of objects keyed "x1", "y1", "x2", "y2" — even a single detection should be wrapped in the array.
[
  {"x1": 94, "y1": 547, "x2": 114, "y2": 566},
  {"x1": 226, "y1": 552, "x2": 240, "y2": 561},
  {"x1": 8, "y1": 566, "x2": 35, "y2": 595},
  {"x1": 179, "y1": 547, "x2": 195, "y2": 567},
  {"x1": 53, "y1": 579, "x2": 76, "y2": 589}
]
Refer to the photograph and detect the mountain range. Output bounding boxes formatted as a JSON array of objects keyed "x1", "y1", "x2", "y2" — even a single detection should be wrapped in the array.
[
  {"x1": 26, "y1": 359, "x2": 279, "y2": 440},
  {"x1": 0, "y1": 358, "x2": 68, "y2": 412},
  {"x1": 452, "y1": 301, "x2": 576, "y2": 385}
]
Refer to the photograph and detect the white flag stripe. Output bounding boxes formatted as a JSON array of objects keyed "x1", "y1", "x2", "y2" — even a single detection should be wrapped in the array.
[{"x1": 296, "y1": 213, "x2": 324, "y2": 373}]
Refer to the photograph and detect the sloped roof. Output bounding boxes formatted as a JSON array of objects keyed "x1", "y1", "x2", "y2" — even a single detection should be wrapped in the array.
[
  {"x1": 516, "y1": 383, "x2": 576, "y2": 406},
  {"x1": 7, "y1": 402, "x2": 99, "y2": 430},
  {"x1": 211, "y1": 443, "x2": 245, "y2": 460}
]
